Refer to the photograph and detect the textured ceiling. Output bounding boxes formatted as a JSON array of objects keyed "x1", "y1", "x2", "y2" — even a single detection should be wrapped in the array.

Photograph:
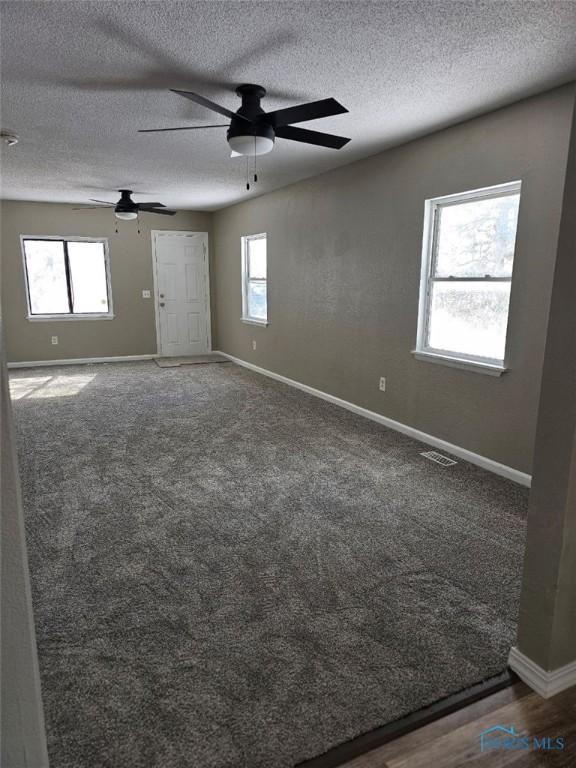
[{"x1": 1, "y1": 1, "x2": 575, "y2": 211}]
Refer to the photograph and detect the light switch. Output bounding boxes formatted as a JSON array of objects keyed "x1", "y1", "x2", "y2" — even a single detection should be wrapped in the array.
[{"x1": 142, "y1": 290, "x2": 151, "y2": 298}]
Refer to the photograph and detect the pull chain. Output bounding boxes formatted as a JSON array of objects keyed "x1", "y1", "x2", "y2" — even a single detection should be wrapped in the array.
[{"x1": 243, "y1": 140, "x2": 259, "y2": 190}]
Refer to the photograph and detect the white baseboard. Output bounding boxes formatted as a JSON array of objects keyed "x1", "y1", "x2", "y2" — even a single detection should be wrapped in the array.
[
  {"x1": 215, "y1": 351, "x2": 531, "y2": 487},
  {"x1": 508, "y1": 647, "x2": 576, "y2": 698},
  {"x1": 7, "y1": 355, "x2": 155, "y2": 369}
]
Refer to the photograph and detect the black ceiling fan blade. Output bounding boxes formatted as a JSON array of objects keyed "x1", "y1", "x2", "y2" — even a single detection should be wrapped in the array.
[
  {"x1": 89, "y1": 199, "x2": 115, "y2": 205},
  {"x1": 138, "y1": 124, "x2": 229, "y2": 133},
  {"x1": 73, "y1": 206, "x2": 113, "y2": 210},
  {"x1": 275, "y1": 125, "x2": 351, "y2": 150},
  {"x1": 138, "y1": 206, "x2": 177, "y2": 216},
  {"x1": 171, "y1": 89, "x2": 251, "y2": 123},
  {"x1": 264, "y1": 98, "x2": 348, "y2": 129},
  {"x1": 138, "y1": 202, "x2": 165, "y2": 208}
]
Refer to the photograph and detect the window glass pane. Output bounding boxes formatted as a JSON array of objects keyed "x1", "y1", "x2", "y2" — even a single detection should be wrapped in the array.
[
  {"x1": 434, "y1": 193, "x2": 520, "y2": 278},
  {"x1": 248, "y1": 237, "x2": 266, "y2": 279},
  {"x1": 247, "y1": 281, "x2": 267, "y2": 320},
  {"x1": 427, "y1": 281, "x2": 511, "y2": 361},
  {"x1": 68, "y1": 242, "x2": 109, "y2": 313},
  {"x1": 24, "y1": 240, "x2": 69, "y2": 314}
]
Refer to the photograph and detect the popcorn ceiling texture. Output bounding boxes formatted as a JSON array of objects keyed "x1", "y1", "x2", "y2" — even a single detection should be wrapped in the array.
[
  {"x1": 1, "y1": 1, "x2": 575, "y2": 210},
  {"x1": 12, "y1": 362, "x2": 528, "y2": 768}
]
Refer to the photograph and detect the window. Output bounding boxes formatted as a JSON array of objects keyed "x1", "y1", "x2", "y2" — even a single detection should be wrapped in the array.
[
  {"x1": 241, "y1": 233, "x2": 267, "y2": 324},
  {"x1": 415, "y1": 182, "x2": 521, "y2": 373},
  {"x1": 22, "y1": 237, "x2": 112, "y2": 319}
]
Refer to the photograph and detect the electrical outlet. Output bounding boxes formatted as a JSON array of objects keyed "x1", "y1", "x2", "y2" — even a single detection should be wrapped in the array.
[
  {"x1": 379, "y1": 377, "x2": 386, "y2": 392},
  {"x1": 252, "y1": 340, "x2": 257, "y2": 351},
  {"x1": 142, "y1": 289, "x2": 151, "y2": 298},
  {"x1": 51, "y1": 336, "x2": 58, "y2": 345}
]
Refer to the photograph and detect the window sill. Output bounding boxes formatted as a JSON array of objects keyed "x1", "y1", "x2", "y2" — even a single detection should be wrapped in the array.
[
  {"x1": 412, "y1": 350, "x2": 507, "y2": 377},
  {"x1": 241, "y1": 317, "x2": 268, "y2": 327},
  {"x1": 27, "y1": 314, "x2": 115, "y2": 322}
]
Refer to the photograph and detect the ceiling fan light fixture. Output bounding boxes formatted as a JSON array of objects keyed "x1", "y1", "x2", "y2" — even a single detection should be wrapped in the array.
[
  {"x1": 115, "y1": 210, "x2": 138, "y2": 221},
  {"x1": 228, "y1": 134, "x2": 274, "y2": 156}
]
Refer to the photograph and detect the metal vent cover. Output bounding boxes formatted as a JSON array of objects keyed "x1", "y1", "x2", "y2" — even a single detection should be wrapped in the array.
[{"x1": 420, "y1": 450, "x2": 458, "y2": 467}]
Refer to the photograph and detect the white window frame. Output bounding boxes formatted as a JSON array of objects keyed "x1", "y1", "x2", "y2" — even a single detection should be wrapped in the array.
[
  {"x1": 20, "y1": 235, "x2": 114, "y2": 321},
  {"x1": 241, "y1": 232, "x2": 268, "y2": 326},
  {"x1": 414, "y1": 181, "x2": 521, "y2": 376}
]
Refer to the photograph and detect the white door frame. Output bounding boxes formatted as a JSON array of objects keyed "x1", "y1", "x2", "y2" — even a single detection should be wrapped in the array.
[{"x1": 151, "y1": 230, "x2": 212, "y2": 357}]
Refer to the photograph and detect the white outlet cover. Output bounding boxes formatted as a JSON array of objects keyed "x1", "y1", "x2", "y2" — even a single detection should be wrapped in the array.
[
  {"x1": 142, "y1": 290, "x2": 151, "y2": 298},
  {"x1": 51, "y1": 336, "x2": 58, "y2": 344},
  {"x1": 379, "y1": 377, "x2": 386, "y2": 391},
  {"x1": 252, "y1": 340, "x2": 257, "y2": 350}
]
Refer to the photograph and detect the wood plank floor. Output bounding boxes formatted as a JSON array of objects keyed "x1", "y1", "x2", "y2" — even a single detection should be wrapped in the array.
[{"x1": 341, "y1": 683, "x2": 576, "y2": 767}]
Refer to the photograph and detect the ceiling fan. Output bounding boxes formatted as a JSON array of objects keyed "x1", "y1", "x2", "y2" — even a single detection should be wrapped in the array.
[
  {"x1": 74, "y1": 189, "x2": 176, "y2": 220},
  {"x1": 139, "y1": 84, "x2": 351, "y2": 156}
]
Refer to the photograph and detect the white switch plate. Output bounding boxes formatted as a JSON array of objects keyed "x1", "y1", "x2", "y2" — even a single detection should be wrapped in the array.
[
  {"x1": 252, "y1": 340, "x2": 257, "y2": 351},
  {"x1": 142, "y1": 290, "x2": 151, "y2": 298},
  {"x1": 51, "y1": 336, "x2": 58, "y2": 345},
  {"x1": 379, "y1": 377, "x2": 386, "y2": 392}
]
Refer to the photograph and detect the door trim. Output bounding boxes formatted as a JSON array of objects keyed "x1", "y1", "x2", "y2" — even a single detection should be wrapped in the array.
[{"x1": 151, "y1": 230, "x2": 211, "y2": 357}]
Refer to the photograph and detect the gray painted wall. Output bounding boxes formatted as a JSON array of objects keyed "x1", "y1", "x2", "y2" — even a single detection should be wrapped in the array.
[
  {"x1": 1, "y1": 315, "x2": 49, "y2": 767},
  {"x1": 516, "y1": 97, "x2": 576, "y2": 671},
  {"x1": 0, "y1": 203, "x2": 212, "y2": 363},
  {"x1": 213, "y1": 85, "x2": 576, "y2": 474}
]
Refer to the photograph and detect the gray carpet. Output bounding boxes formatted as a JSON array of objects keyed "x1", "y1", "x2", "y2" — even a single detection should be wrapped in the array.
[
  {"x1": 11, "y1": 362, "x2": 529, "y2": 768},
  {"x1": 154, "y1": 353, "x2": 230, "y2": 367}
]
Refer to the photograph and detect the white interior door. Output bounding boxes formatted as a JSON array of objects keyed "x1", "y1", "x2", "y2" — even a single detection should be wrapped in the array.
[{"x1": 153, "y1": 232, "x2": 210, "y2": 357}]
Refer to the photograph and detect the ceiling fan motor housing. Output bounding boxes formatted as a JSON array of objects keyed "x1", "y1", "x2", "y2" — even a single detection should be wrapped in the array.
[
  {"x1": 227, "y1": 84, "x2": 275, "y2": 156},
  {"x1": 114, "y1": 189, "x2": 137, "y2": 212},
  {"x1": 113, "y1": 189, "x2": 139, "y2": 219}
]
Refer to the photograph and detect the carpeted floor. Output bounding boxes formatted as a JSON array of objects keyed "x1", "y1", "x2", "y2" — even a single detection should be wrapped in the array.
[
  {"x1": 154, "y1": 353, "x2": 230, "y2": 367},
  {"x1": 11, "y1": 361, "x2": 529, "y2": 768}
]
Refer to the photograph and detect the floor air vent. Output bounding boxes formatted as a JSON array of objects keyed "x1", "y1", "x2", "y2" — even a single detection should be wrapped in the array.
[{"x1": 420, "y1": 450, "x2": 458, "y2": 467}]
